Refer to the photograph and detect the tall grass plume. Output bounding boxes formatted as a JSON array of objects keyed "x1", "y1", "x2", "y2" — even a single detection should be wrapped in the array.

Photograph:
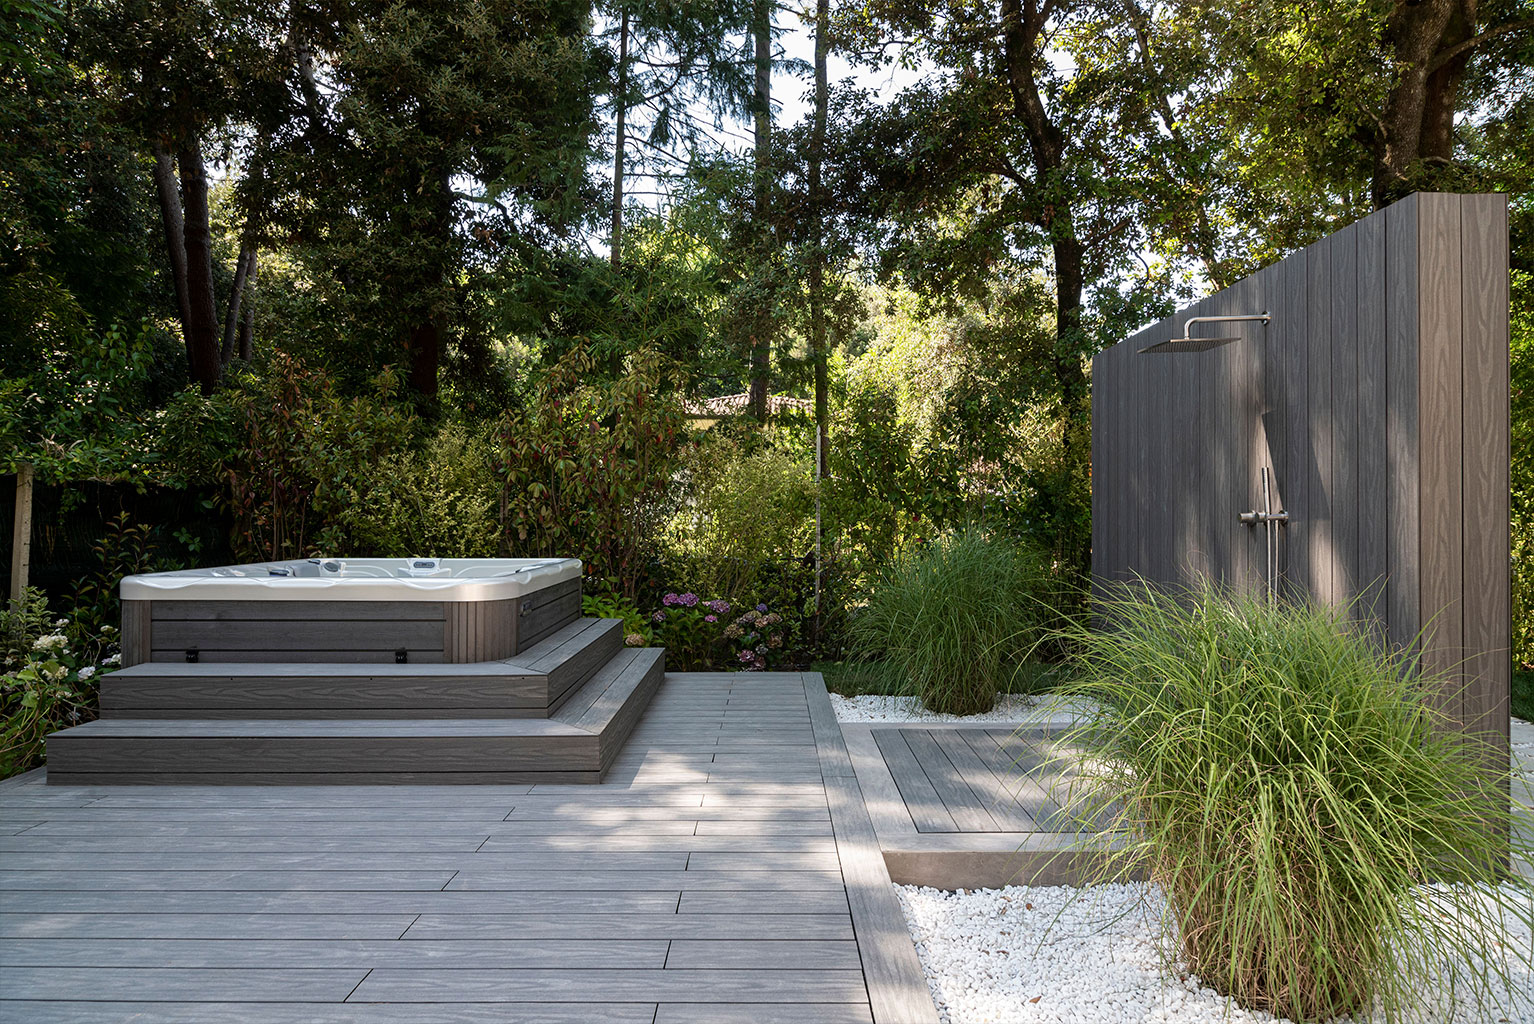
[{"x1": 1056, "y1": 581, "x2": 1533, "y2": 1023}]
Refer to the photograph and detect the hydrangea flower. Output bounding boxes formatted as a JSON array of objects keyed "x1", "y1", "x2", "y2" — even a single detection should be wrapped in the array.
[
  {"x1": 680, "y1": 593, "x2": 699, "y2": 607},
  {"x1": 652, "y1": 610, "x2": 666, "y2": 622},
  {"x1": 100, "y1": 625, "x2": 117, "y2": 635},
  {"x1": 102, "y1": 653, "x2": 121, "y2": 665},
  {"x1": 756, "y1": 603, "x2": 768, "y2": 613},
  {"x1": 708, "y1": 599, "x2": 730, "y2": 615},
  {"x1": 662, "y1": 593, "x2": 680, "y2": 606},
  {"x1": 624, "y1": 633, "x2": 645, "y2": 647},
  {"x1": 31, "y1": 634, "x2": 67, "y2": 652},
  {"x1": 737, "y1": 650, "x2": 755, "y2": 663},
  {"x1": 704, "y1": 615, "x2": 717, "y2": 623},
  {"x1": 77, "y1": 665, "x2": 96, "y2": 680}
]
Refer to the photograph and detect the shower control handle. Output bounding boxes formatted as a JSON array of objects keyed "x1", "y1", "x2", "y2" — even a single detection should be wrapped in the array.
[{"x1": 1238, "y1": 509, "x2": 1289, "y2": 526}]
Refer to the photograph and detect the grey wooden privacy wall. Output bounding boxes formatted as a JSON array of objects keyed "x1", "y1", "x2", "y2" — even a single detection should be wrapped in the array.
[{"x1": 1092, "y1": 192, "x2": 1509, "y2": 748}]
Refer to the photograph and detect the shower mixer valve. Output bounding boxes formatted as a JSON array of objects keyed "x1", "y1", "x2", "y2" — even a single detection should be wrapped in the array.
[{"x1": 1241, "y1": 467, "x2": 1288, "y2": 600}]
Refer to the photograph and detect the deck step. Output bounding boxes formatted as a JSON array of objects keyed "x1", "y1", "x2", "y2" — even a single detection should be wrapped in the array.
[
  {"x1": 98, "y1": 618, "x2": 624, "y2": 719},
  {"x1": 44, "y1": 649, "x2": 665, "y2": 785}
]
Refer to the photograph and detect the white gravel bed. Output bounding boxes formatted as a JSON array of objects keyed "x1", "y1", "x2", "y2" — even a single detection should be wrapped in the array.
[
  {"x1": 830, "y1": 692, "x2": 1091, "y2": 723},
  {"x1": 896, "y1": 881, "x2": 1534, "y2": 1024}
]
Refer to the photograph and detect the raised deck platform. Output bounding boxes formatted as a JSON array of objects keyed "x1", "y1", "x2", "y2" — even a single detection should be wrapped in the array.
[
  {"x1": 45, "y1": 620, "x2": 663, "y2": 785},
  {"x1": 4, "y1": 673, "x2": 940, "y2": 1023},
  {"x1": 843, "y1": 716, "x2": 1131, "y2": 888},
  {"x1": 98, "y1": 617, "x2": 623, "y2": 719}
]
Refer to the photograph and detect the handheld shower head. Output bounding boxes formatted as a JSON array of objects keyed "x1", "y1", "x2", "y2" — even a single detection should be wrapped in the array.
[{"x1": 1138, "y1": 312, "x2": 1271, "y2": 354}]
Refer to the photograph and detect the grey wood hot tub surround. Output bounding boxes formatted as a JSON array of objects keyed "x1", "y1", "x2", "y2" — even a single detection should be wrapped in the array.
[{"x1": 124, "y1": 578, "x2": 581, "y2": 666}]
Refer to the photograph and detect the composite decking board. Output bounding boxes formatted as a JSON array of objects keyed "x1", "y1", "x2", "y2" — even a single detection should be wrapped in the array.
[
  {"x1": 663, "y1": 939, "x2": 862, "y2": 969},
  {"x1": 400, "y1": 914, "x2": 856, "y2": 941},
  {"x1": 442, "y1": 870, "x2": 848, "y2": 893},
  {"x1": 656, "y1": 1007, "x2": 873, "y2": 1024},
  {"x1": 0, "y1": 912, "x2": 424, "y2": 940},
  {"x1": 102, "y1": 673, "x2": 553, "y2": 713},
  {"x1": 45, "y1": 772, "x2": 605, "y2": 786},
  {"x1": 1, "y1": 1003, "x2": 664, "y2": 1024},
  {"x1": 0, "y1": 966, "x2": 370, "y2": 1001},
  {"x1": 1459, "y1": 193, "x2": 1511, "y2": 757},
  {"x1": 120, "y1": 600, "x2": 150, "y2": 668},
  {"x1": 1, "y1": 890, "x2": 689, "y2": 916},
  {"x1": 151, "y1": 600, "x2": 447, "y2": 621},
  {"x1": 0, "y1": 937, "x2": 672, "y2": 968},
  {"x1": 930, "y1": 729, "x2": 1040, "y2": 832},
  {"x1": 898, "y1": 729, "x2": 1001, "y2": 833},
  {"x1": 516, "y1": 590, "x2": 585, "y2": 654},
  {"x1": 3, "y1": 833, "x2": 837, "y2": 854},
  {"x1": 4, "y1": 673, "x2": 920, "y2": 1022},
  {"x1": 19, "y1": 851, "x2": 692, "y2": 873},
  {"x1": 348, "y1": 967, "x2": 869, "y2": 1003},
  {"x1": 0, "y1": 870, "x2": 463, "y2": 891},
  {"x1": 806, "y1": 693, "x2": 943, "y2": 1024},
  {"x1": 676, "y1": 891, "x2": 854, "y2": 915},
  {"x1": 149, "y1": 648, "x2": 450, "y2": 664},
  {"x1": 148, "y1": 620, "x2": 447, "y2": 650},
  {"x1": 1417, "y1": 193, "x2": 1465, "y2": 716},
  {"x1": 555, "y1": 647, "x2": 646, "y2": 725},
  {"x1": 964, "y1": 731, "x2": 1069, "y2": 827},
  {"x1": 870, "y1": 729, "x2": 958, "y2": 833}
]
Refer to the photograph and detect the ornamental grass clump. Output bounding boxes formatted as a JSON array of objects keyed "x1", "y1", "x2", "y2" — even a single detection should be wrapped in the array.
[
  {"x1": 1058, "y1": 582, "x2": 1534, "y2": 1023},
  {"x1": 849, "y1": 529, "x2": 1052, "y2": 715}
]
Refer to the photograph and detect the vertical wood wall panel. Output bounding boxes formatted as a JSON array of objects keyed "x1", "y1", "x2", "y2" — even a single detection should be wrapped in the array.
[
  {"x1": 1416, "y1": 194, "x2": 1466, "y2": 722},
  {"x1": 1331, "y1": 223, "x2": 1362, "y2": 613},
  {"x1": 1306, "y1": 236, "x2": 1336, "y2": 607},
  {"x1": 1385, "y1": 195, "x2": 1422, "y2": 655},
  {"x1": 1459, "y1": 194, "x2": 1511, "y2": 748},
  {"x1": 121, "y1": 601, "x2": 150, "y2": 668},
  {"x1": 1092, "y1": 192, "x2": 1507, "y2": 754},
  {"x1": 1356, "y1": 212, "x2": 1389, "y2": 630},
  {"x1": 1279, "y1": 249, "x2": 1311, "y2": 596}
]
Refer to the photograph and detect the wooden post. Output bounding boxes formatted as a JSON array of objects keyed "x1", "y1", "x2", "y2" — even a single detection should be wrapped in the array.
[{"x1": 10, "y1": 462, "x2": 34, "y2": 607}]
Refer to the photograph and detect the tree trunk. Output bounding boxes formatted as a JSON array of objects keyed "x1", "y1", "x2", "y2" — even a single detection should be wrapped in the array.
[
  {"x1": 408, "y1": 321, "x2": 441, "y2": 398},
  {"x1": 810, "y1": 0, "x2": 829, "y2": 478},
  {"x1": 9, "y1": 463, "x2": 34, "y2": 608},
  {"x1": 999, "y1": 0, "x2": 1090, "y2": 567},
  {"x1": 1374, "y1": 0, "x2": 1474, "y2": 206},
  {"x1": 611, "y1": 6, "x2": 629, "y2": 269},
  {"x1": 238, "y1": 255, "x2": 257, "y2": 361},
  {"x1": 747, "y1": 0, "x2": 772, "y2": 423},
  {"x1": 150, "y1": 146, "x2": 193, "y2": 357},
  {"x1": 405, "y1": 169, "x2": 454, "y2": 400},
  {"x1": 221, "y1": 243, "x2": 256, "y2": 365},
  {"x1": 177, "y1": 144, "x2": 222, "y2": 395}
]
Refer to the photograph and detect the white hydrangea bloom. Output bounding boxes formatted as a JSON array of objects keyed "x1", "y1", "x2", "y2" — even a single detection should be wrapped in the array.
[
  {"x1": 31, "y1": 634, "x2": 67, "y2": 652},
  {"x1": 76, "y1": 665, "x2": 96, "y2": 681}
]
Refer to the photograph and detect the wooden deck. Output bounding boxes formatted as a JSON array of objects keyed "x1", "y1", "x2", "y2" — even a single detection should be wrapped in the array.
[
  {"x1": 0, "y1": 672, "x2": 938, "y2": 1023},
  {"x1": 844, "y1": 719, "x2": 1130, "y2": 889}
]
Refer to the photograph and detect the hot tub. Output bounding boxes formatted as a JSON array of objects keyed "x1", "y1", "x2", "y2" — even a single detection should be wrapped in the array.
[{"x1": 118, "y1": 558, "x2": 583, "y2": 666}]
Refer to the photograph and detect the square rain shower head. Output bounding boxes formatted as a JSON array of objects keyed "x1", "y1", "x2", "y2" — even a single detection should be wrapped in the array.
[{"x1": 1137, "y1": 336, "x2": 1242, "y2": 354}]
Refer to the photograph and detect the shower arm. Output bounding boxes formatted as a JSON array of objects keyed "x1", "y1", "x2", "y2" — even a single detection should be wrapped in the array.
[{"x1": 1178, "y1": 312, "x2": 1271, "y2": 338}]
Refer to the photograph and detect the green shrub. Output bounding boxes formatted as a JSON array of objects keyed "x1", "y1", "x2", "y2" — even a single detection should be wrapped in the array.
[
  {"x1": 663, "y1": 427, "x2": 814, "y2": 601},
  {"x1": 847, "y1": 528, "x2": 1053, "y2": 715},
  {"x1": 1, "y1": 590, "x2": 117, "y2": 779},
  {"x1": 339, "y1": 420, "x2": 502, "y2": 557},
  {"x1": 496, "y1": 344, "x2": 685, "y2": 601},
  {"x1": 1057, "y1": 582, "x2": 1534, "y2": 1023},
  {"x1": 160, "y1": 353, "x2": 415, "y2": 560}
]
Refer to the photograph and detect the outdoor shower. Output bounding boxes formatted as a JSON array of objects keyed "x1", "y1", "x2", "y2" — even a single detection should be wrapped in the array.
[
  {"x1": 1137, "y1": 311, "x2": 1271, "y2": 353},
  {"x1": 1135, "y1": 310, "x2": 1288, "y2": 599}
]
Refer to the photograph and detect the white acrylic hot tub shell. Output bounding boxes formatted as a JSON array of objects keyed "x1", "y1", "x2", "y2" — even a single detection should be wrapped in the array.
[{"x1": 120, "y1": 558, "x2": 583, "y2": 603}]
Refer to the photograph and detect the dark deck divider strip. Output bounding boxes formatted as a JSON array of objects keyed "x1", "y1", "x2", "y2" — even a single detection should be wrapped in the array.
[{"x1": 802, "y1": 673, "x2": 940, "y2": 1024}]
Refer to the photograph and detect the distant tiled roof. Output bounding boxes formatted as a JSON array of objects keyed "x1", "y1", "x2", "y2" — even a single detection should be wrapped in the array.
[{"x1": 685, "y1": 392, "x2": 812, "y2": 418}]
